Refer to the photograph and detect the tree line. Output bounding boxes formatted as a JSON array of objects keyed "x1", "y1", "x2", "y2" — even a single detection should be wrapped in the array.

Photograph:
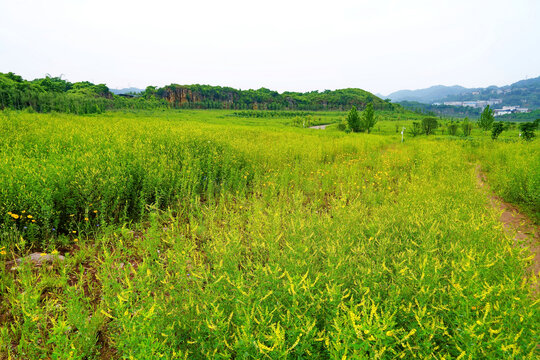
[{"x1": 0, "y1": 72, "x2": 397, "y2": 114}]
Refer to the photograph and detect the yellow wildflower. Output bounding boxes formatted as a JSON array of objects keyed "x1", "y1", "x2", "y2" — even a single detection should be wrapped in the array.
[
  {"x1": 11, "y1": 214, "x2": 19, "y2": 219},
  {"x1": 27, "y1": 215, "x2": 33, "y2": 219},
  {"x1": 74, "y1": 238, "x2": 79, "y2": 242},
  {"x1": 84, "y1": 217, "x2": 89, "y2": 221}
]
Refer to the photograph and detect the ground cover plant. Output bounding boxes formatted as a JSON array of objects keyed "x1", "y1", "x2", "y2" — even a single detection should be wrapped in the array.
[{"x1": 0, "y1": 110, "x2": 538, "y2": 359}]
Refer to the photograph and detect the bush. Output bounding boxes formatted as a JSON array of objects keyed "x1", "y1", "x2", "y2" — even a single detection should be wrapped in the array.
[
  {"x1": 447, "y1": 121, "x2": 459, "y2": 136},
  {"x1": 519, "y1": 121, "x2": 538, "y2": 141},
  {"x1": 491, "y1": 122, "x2": 504, "y2": 140},
  {"x1": 421, "y1": 117, "x2": 438, "y2": 135},
  {"x1": 461, "y1": 118, "x2": 473, "y2": 136},
  {"x1": 478, "y1": 105, "x2": 494, "y2": 131},
  {"x1": 346, "y1": 106, "x2": 361, "y2": 132},
  {"x1": 336, "y1": 121, "x2": 348, "y2": 132},
  {"x1": 409, "y1": 122, "x2": 423, "y2": 137}
]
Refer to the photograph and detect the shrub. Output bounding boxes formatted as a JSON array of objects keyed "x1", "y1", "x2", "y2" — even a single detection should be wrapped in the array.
[
  {"x1": 491, "y1": 122, "x2": 504, "y2": 139},
  {"x1": 461, "y1": 118, "x2": 473, "y2": 136},
  {"x1": 447, "y1": 121, "x2": 459, "y2": 136},
  {"x1": 519, "y1": 121, "x2": 538, "y2": 141},
  {"x1": 478, "y1": 105, "x2": 494, "y2": 131},
  {"x1": 346, "y1": 106, "x2": 361, "y2": 132},
  {"x1": 421, "y1": 117, "x2": 438, "y2": 135}
]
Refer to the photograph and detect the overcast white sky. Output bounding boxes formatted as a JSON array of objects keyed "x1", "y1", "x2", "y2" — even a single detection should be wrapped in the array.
[{"x1": 1, "y1": 0, "x2": 538, "y2": 95}]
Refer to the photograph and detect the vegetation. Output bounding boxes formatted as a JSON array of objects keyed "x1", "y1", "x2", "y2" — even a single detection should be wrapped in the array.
[
  {"x1": 398, "y1": 100, "x2": 482, "y2": 118},
  {"x1": 149, "y1": 85, "x2": 396, "y2": 111},
  {"x1": 361, "y1": 103, "x2": 377, "y2": 133},
  {"x1": 440, "y1": 76, "x2": 540, "y2": 110},
  {"x1": 393, "y1": 76, "x2": 540, "y2": 110},
  {"x1": 497, "y1": 109, "x2": 540, "y2": 122},
  {"x1": 478, "y1": 105, "x2": 495, "y2": 131},
  {"x1": 519, "y1": 120, "x2": 539, "y2": 141},
  {"x1": 474, "y1": 139, "x2": 540, "y2": 219},
  {"x1": 0, "y1": 109, "x2": 538, "y2": 359},
  {"x1": 491, "y1": 122, "x2": 505, "y2": 139},
  {"x1": 446, "y1": 121, "x2": 459, "y2": 136},
  {"x1": 421, "y1": 117, "x2": 439, "y2": 135},
  {"x1": 1, "y1": 72, "x2": 407, "y2": 116},
  {"x1": 346, "y1": 106, "x2": 361, "y2": 132},
  {"x1": 462, "y1": 117, "x2": 473, "y2": 136}
]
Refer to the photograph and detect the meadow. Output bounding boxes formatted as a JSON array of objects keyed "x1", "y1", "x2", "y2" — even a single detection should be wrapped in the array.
[{"x1": 0, "y1": 110, "x2": 538, "y2": 359}]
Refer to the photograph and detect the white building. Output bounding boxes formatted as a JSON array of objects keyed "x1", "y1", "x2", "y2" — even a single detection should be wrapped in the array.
[{"x1": 493, "y1": 106, "x2": 530, "y2": 116}]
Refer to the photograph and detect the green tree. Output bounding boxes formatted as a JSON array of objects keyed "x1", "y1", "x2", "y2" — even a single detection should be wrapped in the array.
[
  {"x1": 346, "y1": 106, "x2": 361, "y2": 132},
  {"x1": 478, "y1": 105, "x2": 494, "y2": 131},
  {"x1": 447, "y1": 121, "x2": 459, "y2": 136},
  {"x1": 361, "y1": 103, "x2": 377, "y2": 133},
  {"x1": 421, "y1": 117, "x2": 438, "y2": 135},
  {"x1": 461, "y1": 118, "x2": 473, "y2": 136},
  {"x1": 519, "y1": 121, "x2": 538, "y2": 141},
  {"x1": 409, "y1": 122, "x2": 423, "y2": 137},
  {"x1": 491, "y1": 122, "x2": 504, "y2": 140}
]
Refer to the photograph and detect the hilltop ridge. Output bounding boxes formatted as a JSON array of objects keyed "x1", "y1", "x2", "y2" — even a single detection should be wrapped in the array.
[
  {"x1": 0, "y1": 72, "x2": 397, "y2": 113},
  {"x1": 386, "y1": 76, "x2": 540, "y2": 109}
]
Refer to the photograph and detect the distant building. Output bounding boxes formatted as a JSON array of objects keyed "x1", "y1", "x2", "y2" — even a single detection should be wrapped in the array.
[
  {"x1": 494, "y1": 109, "x2": 512, "y2": 116},
  {"x1": 494, "y1": 106, "x2": 530, "y2": 116},
  {"x1": 442, "y1": 99, "x2": 503, "y2": 109},
  {"x1": 443, "y1": 101, "x2": 464, "y2": 106}
]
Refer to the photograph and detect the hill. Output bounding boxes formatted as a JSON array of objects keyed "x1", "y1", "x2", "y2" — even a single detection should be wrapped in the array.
[
  {"x1": 387, "y1": 85, "x2": 470, "y2": 103},
  {"x1": 441, "y1": 76, "x2": 540, "y2": 109},
  {"x1": 387, "y1": 76, "x2": 540, "y2": 109},
  {"x1": 0, "y1": 72, "x2": 397, "y2": 113},
  {"x1": 144, "y1": 85, "x2": 395, "y2": 111},
  {"x1": 110, "y1": 87, "x2": 144, "y2": 95}
]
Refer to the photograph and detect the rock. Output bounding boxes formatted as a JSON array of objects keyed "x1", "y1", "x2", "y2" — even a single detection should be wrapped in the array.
[{"x1": 6, "y1": 252, "x2": 65, "y2": 270}]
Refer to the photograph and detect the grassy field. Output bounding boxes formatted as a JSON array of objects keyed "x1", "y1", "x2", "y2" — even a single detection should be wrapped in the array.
[{"x1": 0, "y1": 110, "x2": 538, "y2": 359}]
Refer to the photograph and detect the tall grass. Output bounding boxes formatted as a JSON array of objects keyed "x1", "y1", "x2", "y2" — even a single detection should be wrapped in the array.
[
  {"x1": 0, "y1": 110, "x2": 538, "y2": 359},
  {"x1": 0, "y1": 112, "x2": 251, "y2": 246},
  {"x1": 472, "y1": 140, "x2": 540, "y2": 219}
]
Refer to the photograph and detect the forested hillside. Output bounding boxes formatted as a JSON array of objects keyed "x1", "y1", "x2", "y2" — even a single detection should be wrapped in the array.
[{"x1": 0, "y1": 72, "x2": 397, "y2": 113}]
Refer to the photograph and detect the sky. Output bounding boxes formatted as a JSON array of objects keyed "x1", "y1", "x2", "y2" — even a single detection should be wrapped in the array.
[{"x1": 1, "y1": 0, "x2": 539, "y2": 95}]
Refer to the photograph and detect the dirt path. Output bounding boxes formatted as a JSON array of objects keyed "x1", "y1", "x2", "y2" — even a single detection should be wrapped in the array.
[
  {"x1": 309, "y1": 124, "x2": 329, "y2": 130},
  {"x1": 476, "y1": 165, "x2": 539, "y2": 292}
]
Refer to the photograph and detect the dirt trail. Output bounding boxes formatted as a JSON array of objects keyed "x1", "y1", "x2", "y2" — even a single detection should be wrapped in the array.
[
  {"x1": 475, "y1": 166, "x2": 539, "y2": 292},
  {"x1": 309, "y1": 124, "x2": 328, "y2": 130}
]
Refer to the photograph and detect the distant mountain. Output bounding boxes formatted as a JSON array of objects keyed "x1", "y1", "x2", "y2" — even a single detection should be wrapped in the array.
[
  {"x1": 508, "y1": 76, "x2": 540, "y2": 89},
  {"x1": 110, "y1": 87, "x2": 144, "y2": 95},
  {"x1": 441, "y1": 76, "x2": 540, "y2": 109},
  {"x1": 386, "y1": 85, "x2": 472, "y2": 103},
  {"x1": 387, "y1": 76, "x2": 540, "y2": 109}
]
